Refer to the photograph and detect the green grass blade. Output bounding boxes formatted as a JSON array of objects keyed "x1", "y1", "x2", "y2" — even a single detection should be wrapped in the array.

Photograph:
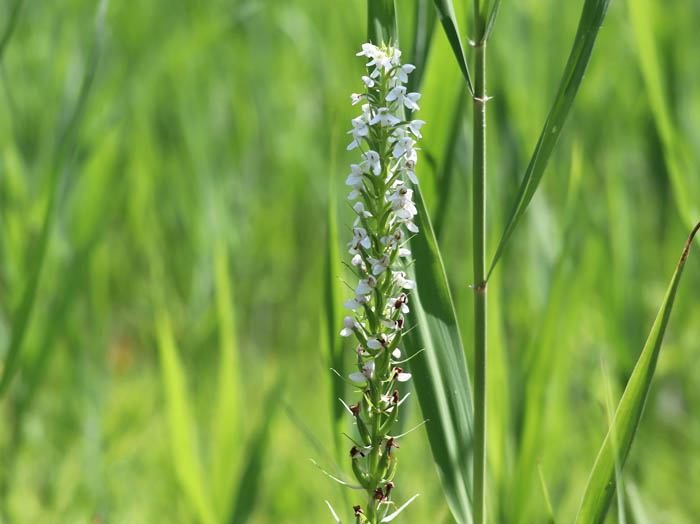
[
  {"x1": 368, "y1": 0, "x2": 398, "y2": 45},
  {"x1": 0, "y1": 0, "x2": 24, "y2": 61},
  {"x1": 574, "y1": 222, "x2": 700, "y2": 524},
  {"x1": 487, "y1": 0, "x2": 611, "y2": 279},
  {"x1": 323, "y1": 141, "x2": 345, "y2": 461},
  {"x1": 406, "y1": 0, "x2": 437, "y2": 95},
  {"x1": 229, "y1": 378, "x2": 284, "y2": 524},
  {"x1": 405, "y1": 187, "x2": 474, "y2": 524},
  {"x1": 536, "y1": 459, "x2": 556, "y2": 524},
  {"x1": 156, "y1": 309, "x2": 216, "y2": 524},
  {"x1": 431, "y1": 0, "x2": 473, "y2": 94},
  {"x1": 211, "y1": 240, "x2": 242, "y2": 518},
  {"x1": 626, "y1": 0, "x2": 699, "y2": 226},
  {"x1": 0, "y1": 0, "x2": 108, "y2": 396}
]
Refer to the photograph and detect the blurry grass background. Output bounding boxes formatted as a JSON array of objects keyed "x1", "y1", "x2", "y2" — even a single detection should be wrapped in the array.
[{"x1": 1, "y1": 0, "x2": 699, "y2": 522}]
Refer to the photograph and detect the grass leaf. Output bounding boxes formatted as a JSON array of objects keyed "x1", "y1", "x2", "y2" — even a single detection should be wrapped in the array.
[
  {"x1": 368, "y1": 0, "x2": 398, "y2": 45},
  {"x1": 211, "y1": 240, "x2": 242, "y2": 518},
  {"x1": 156, "y1": 309, "x2": 216, "y2": 524},
  {"x1": 0, "y1": 0, "x2": 108, "y2": 396},
  {"x1": 574, "y1": 222, "x2": 700, "y2": 524},
  {"x1": 405, "y1": 187, "x2": 474, "y2": 524},
  {"x1": 0, "y1": 0, "x2": 24, "y2": 61},
  {"x1": 229, "y1": 378, "x2": 284, "y2": 524},
  {"x1": 487, "y1": 0, "x2": 611, "y2": 279},
  {"x1": 431, "y1": 0, "x2": 473, "y2": 94}
]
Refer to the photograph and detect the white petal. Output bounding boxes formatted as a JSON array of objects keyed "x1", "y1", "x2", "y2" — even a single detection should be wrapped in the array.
[
  {"x1": 349, "y1": 372, "x2": 367, "y2": 383},
  {"x1": 396, "y1": 372, "x2": 412, "y2": 382},
  {"x1": 392, "y1": 348, "x2": 402, "y2": 359}
]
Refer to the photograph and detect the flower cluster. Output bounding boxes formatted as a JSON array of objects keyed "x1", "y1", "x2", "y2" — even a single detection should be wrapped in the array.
[{"x1": 338, "y1": 42, "x2": 423, "y2": 524}]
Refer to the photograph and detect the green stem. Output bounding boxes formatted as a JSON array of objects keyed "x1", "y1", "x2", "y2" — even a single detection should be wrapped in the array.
[{"x1": 472, "y1": 40, "x2": 487, "y2": 524}]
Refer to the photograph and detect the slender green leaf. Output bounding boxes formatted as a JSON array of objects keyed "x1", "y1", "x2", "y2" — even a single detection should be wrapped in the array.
[
  {"x1": 487, "y1": 0, "x2": 611, "y2": 279},
  {"x1": 211, "y1": 240, "x2": 242, "y2": 518},
  {"x1": 626, "y1": 0, "x2": 699, "y2": 227},
  {"x1": 368, "y1": 0, "x2": 398, "y2": 45},
  {"x1": 405, "y1": 187, "x2": 474, "y2": 524},
  {"x1": 431, "y1": 0, "x2": 473, "y2": 93},
  {"x1": 536, "y1": 459, "x2": 556, "y2": 524},
  {"x1": 406, "y1": 0, "x2": 437, "y2": 95},
  {"x1": 323, "y1": 139, "x2": 345, "y2": 461},
  {"x1": 229, "y1": 378, "x2": 284, "y2": 524},
  {"x1": 0, "y1": 0, "x2": 24, "y2": 61},
  {"x1": 574, "y1": 222, "x2": 700, "y2": 524},
  {"x1": 156, "y1": 309, "x2": 216, "y2": 524},
  {"x1": 0, "y1": 0, "x2": 108, "y2": 396}
]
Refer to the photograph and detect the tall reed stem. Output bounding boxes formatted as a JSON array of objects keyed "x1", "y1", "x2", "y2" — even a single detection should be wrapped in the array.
[{"x1": 472, "y1": 32, "x2": 487, "y2": 524}]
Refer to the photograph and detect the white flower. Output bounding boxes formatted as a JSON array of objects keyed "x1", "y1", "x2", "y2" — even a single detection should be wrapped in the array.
[
  {"x1": 400, "y1": 158, "x2": 419, "y2": 185},
  {"x1": 343, "y1": 294, "x2": 367, "y2": 310},
  {"x1": 386, "y1": 86, "x2": 421, "y2": 111},
  {"x1": 350, "y1": 93, "x2": 364, "y2": 105},
  {"x1": 397, "y1": 63, "x2": 416, "y2": 83},
  {"x1": 393, "y1": 271, "x2": 416, "y2": 289},
  {"x1": 398, "y1": 247, "x2": 411, "y2": 257},
  {"x1": 352, "y1": 202, "x2": 373, "y2": 226},
  {"x1": 369, "y1": 107, "x2": 400, "y2": 127},
  {"x1": 346, "y1": 164, "x2": 364, "y2": 187},
  {"x1": 381, "y1": 229, "x2": 404, "y2": 249},
  {"x1": 347, "y1": 227, "x2": 372, "y2": 254},
  {"x1": 389, "y1": 47, "x2": 402, "y2": 66},
  {"x1": 406, "y1": 221, "x2": 419, "y2": 233},
  {"x1": 387, "y1": 293, "x2": 410, "y2": 314},
  {"x1": 408, "y1": 120, "x2": 425, "y2": 138},
  {"x1": 351, "y1": 254, "x2": 366, "y2": 271},
  {"x1": 357, "y1": 43, "x2": 379, "y2": 58},
  {"x1": 347, "y1": 116, "x2": 369, "y2": 150},
  {"x1": 362, "y1": 75, "x2": 375, "y2": 88},
  {"x1": 356, "y1": 275, "x2": 377, "y2": 297},
  {"x1": 393, "y1": 367, "x2": 412, "y2": 382},
  {"x1": 361, "y1": 150, "x2": 381, "y2": 176},
  {"x1": 340, "y1": 316, "x2": 358, "y2": 337},
  {"x1": 389, "y1": 186, "x2": 418, "y2": 220},
  {"x1": 349, "y1": 360, "x2": 376, "y2": 383},
  {"x1": 370, "y1": 254, "x2": 391, "y2": 275},
  {"x1": 392, "y1": 136, "x2": 416, "y2": 159},
  {"x1": 392, "y1": 348, "x2": 402, "y2": 359},
  {"x1": 367, "y1": 51, "x2": 392, "y2": 77}
]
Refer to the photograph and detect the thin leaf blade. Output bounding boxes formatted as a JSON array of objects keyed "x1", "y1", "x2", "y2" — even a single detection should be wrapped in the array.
[
  {"x1": 431, "y1": 0, "x2": 473, "y2": 93},
  {"x1": 487, "y1": 0, "x2": 611, "y2": 278},
  {"x1": 574, "y1": 222, "x2": 700, "y2": 524},
  {"x1": 405, "y1": 187, "x2": 474, "y2": 524}
]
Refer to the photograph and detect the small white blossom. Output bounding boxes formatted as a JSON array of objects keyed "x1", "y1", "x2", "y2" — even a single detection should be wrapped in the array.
[
  {"x1": 347, "y1": 227, "x2": 372, "y2": 254},
  {"x1": 370, "y1": 254, "x2": 391, "y2": 275},
  {"x1": 349, "y1": 360, "x2": 376, "y2": 383},
  {"x1": 352, "y1": 202, "x2": 373, "y2": 226},
  {"x1": 408, "y1": 120, "x2": 425, "y2": 138},
  {"x1": 397, "y1": 63, "x2": 416, "y2": 83},
  {"x1": 340, "y1": 316, "x2": 358, "y2": 337},
  {"x1": 393, "y1": 136, "x2": 416, "y2": 159},
  {"x1": 361, "y1": 150, "x2": 381, "y2": 176},
  {"x1": 362, "y1": 75, "x2": 375, "y2": 88},
  {"x1": 350, "y1": 93, "x2": 364, "y2": 105},
  {"x1": 386, "y1": 86, "x2": 421, "y2": 111},
  {"x1": 387, "y1": 293, "x2": 410, "y2": 314},
  {"x1": 355, "y1": 275, "x2": 377, "y2": 298},
  {"x1": 393, "y1": 271, "x2": 416, "y2": 290},
  {"x1": 369, "y1": 107, "x2": 401, "y2": 127}
]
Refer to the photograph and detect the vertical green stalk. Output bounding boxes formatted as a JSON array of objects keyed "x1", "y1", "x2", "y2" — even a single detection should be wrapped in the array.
[{"x1": 472, "y1": 11, "x2": 488, "y2": 524}]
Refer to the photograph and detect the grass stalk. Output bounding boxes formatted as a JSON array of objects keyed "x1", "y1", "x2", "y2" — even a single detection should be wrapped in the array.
[{"x1": 471, "y1": 34, "x2": 488, "y2": 524}]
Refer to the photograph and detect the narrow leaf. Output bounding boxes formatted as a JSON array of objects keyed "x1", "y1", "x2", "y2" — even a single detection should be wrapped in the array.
[
  {"x1": 487, "y1": 0, "x2": 611, "y2": 279},
  {"x1": 229, "y1": 378, "x2": 284, "y2": 524},
  {"x1": 211, "y1": 240, "x2": 242, "y2": 517},
  {"x1": 380, "y1": 494, "x2": 420, "y2": 522},
  {"x1": 0, "y1": 0, "x2": 24, "y2": 61},
  {"x1": 156, "y1": 310, "x2": 216, "y2": 524},
  {"x1": 574, "y1": 222, "x2": 700, "y2": 524},
  {"x1": 431, "y1": 0, "x2": 473, "y2": 93},
  {"x1": 368, "y1": 0, "x2": 398, "y2": 45},
  {"x1": 405, "y1": 187, "x2": 474, "y2": 524},
  {"x1": 0, "y1": 0, "x2": 108, "y2": 395},
  {"x1": 536, "y1": 459, "x2": 556, "y2": 524},
  {"x1": 406, "y1": 0, "x2": 437, "y2": 95}
]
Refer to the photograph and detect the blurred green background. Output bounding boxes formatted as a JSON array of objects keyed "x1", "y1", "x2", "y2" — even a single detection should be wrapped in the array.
[{"x1": 1, "y1": 0, "x2": 699, "y2": 522}]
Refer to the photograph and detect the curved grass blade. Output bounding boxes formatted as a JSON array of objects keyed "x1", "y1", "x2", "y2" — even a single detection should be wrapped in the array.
[
  {"x1": 211, "y1": 240, "x2": 242, "y2": 517},
  {"x1": 626, "y1": 0, "x2": 699, "y2": 227},
  {"x1": 574, "y1": 222, "x2": 700, "y2": 524},
  {"x1": 405, "y1": 187, "x2": 474, "y2": 524},
  {"x1": 229, "y1": 378, "x2": 284, "y2": 524},
  {"x1": 406, "y1": 0, "x2": 437, "y2": 95},
  {"x1": 368, "y1": 0, "x2": 398, "y2": 45},
  {"x1": 536, "y1": 459, "x2": 556, "y2": 524},
  {"x1": 487, "y1": 0, "x2": 611, "y2": 280},
  {"x1": 0, "y1": 0, "x2": 24, "y2": 61},
  {"x1": 0, "y1": 0, "x2": 108, "y2": 396},
  {"x1": 156, "y1": 310, "x2": 216, "y2": 524},
  {"x1": 431, "y1": 0, "x2": 473, "y2": 94},
  {"x1": 323, "y1": 140, "x2": 345, "y2": 461}
]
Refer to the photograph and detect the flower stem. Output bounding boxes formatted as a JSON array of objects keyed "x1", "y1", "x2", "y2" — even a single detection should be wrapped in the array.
[{"x1": 472, "y1": 39, "x2": 487, "y2": 524}]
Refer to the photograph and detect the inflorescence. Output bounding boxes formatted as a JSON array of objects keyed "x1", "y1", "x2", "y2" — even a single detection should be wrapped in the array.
[{"x1": 338, "y1": 42, "x2": 424, "y2": 524}]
